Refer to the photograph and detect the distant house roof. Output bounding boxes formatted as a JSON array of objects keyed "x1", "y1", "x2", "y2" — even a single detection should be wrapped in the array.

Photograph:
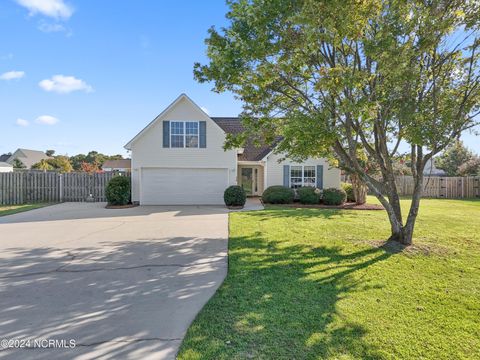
[
  {"x1": 0, "y1": 162, "x2": 13, "y2": 168},
  {"x1": 424, "y1": 158, "x2": 445, "y2": 176},
  {"x1": 8, "y1": 148, "x2": 51, "y2": 169},
  {"x1": 0, "y1": 154, "x2": 11, "y2": 162},
  {"x1": 211, "y1": 117, "x2": 278, "y2": 161},
  {"x1": 102, "y1": 159, "x2": 131, "y2": 170}
]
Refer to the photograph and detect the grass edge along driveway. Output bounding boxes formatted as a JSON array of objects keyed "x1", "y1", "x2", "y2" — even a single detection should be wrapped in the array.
[
  {"x1": 0, "y1": 203, "x2": 53, "y2": 217},
  {"x1": 178, "y1": 198, "x2": 480, "y2": 360}
]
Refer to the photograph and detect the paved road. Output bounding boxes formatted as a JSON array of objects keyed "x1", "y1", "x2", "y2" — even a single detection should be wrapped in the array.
[{"x1": 0, "y1": 203, "x2": 229, "y2": 359}]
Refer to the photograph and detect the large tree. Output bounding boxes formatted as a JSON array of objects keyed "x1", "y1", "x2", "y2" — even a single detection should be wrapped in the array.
[
  {"x1": 194, "y1": 0, "x2": 480, "y2": 245},
  {"x1": 436, "y1": 140, "x2": 476, "y2": 175}
]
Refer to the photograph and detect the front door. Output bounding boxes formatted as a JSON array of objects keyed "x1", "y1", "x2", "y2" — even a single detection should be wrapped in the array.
[{"x1": 240, "y1": 167, "x2": 258, "y2": 196}]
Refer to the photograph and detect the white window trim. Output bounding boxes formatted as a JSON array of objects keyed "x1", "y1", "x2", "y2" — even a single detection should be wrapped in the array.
[
  {"x1": 289, "y1": 165, "x2": 316, "y2": 188},
  {"x1": 170, "y1": 121, "x2": 200, "y2": 148}
]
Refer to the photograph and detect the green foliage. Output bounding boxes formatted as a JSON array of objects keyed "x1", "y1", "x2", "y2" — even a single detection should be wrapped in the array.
[
  {"x1": 178, "y1": 198, "x2": 480, "y2": 360},
  {"x1": 262, "y1": 186, "x2": 294, "y2": 204},
  {"x1": 436, "y1": 140, "x2": 476, "y2": 176},
  {"x1": 31, "y1": 159, "x2": 54, "y2": 171},
  {"x1": 341, "y1": 182, "x2": 355, "y2": 202},
  {"x1": 105, "y1": 176, "x2": 131, "y2": 205},
  {"x1": 458, "y1": 157, "x2": 480, "y2": 176},
  {"x1": 45, "y1": 149, "x2": 55, "y2": 157},
  {"x1": 224, "y1": 185, "x2": 247, "y2": 207},
  {"x1": 12, "y1": 158, "x2": 26, "y2": 169},
  {"x1": 32, "y1": 156, "x2": 73, "y2": 173},
  {"x1": 297, "y1": 186, "x2": 320, "y2": 204},
  {"x1": 322, "y1": 188, "x2": 347, "y2": 205},
  {"x1": 70, "y1": 151, "x2": 124, "y2": 171},
  {"x1": 194, "y1": 0, "x2": 480, "y2": 242}
]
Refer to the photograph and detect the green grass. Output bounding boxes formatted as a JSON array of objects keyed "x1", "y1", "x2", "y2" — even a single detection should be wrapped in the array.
[
  {"x1": 0, "y1": 203, "x2": 52, "y2": 217},
  {"x1": 178, "y1": 198, "x2": 480, "y2": 360}
]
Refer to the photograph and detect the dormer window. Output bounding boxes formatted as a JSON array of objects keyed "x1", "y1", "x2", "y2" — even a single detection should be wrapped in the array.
[{"x1": 171, "y1": 121, "x2": 199, "y2": 148}]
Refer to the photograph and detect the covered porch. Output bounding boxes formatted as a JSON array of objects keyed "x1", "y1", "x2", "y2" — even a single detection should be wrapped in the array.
[{"x1": 237, "y1": 161, "x2": 265, "y2": 196}]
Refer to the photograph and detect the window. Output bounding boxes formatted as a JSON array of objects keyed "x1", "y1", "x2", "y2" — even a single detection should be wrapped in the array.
[
  {"x1": 290, "y1": 165, "x2": 316, "y2": 188},
  {"x1": 170, "y1": 121, "x2": 199, "y2": 148}
]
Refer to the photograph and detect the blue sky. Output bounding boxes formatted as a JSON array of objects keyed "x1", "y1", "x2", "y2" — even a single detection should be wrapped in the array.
[
  {"x1": 0, "y1": 0, "x2": 242, "y2": 157},
  {"x1": 0, "y1": 0, "x2": 478, "y2": 158}
]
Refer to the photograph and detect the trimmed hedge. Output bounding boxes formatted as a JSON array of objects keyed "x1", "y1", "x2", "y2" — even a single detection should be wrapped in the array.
[
  {"x1": 224, "y1": 185, "x2": 247, "y2": 207},
  {"x1": 297, "y1": 186, "x2": 320, "y2": 204},
  {"x1": 262, "y1": 186, "x2": 295, "y2": 204},
  {"x1": 322, "y1": 187, "x2": 347, "y2": 205},
  {"x1": 105, "y1": 176, "x2": 131, "y2": 205},
  {"x1": 341, "y1": 182, "x2": 355, "y2": 202}
]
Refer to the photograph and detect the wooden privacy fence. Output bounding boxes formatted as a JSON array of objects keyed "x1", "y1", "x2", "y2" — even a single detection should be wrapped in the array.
[
  {"x1": 342, "y1": 174, "x2": 480, "y2": 199},
  {"x1": 395, "y1": 176, "x2": 480, "y2": 198},
  {"x1": 0, "y1": 171, "x2": 130, "y2": 205}
]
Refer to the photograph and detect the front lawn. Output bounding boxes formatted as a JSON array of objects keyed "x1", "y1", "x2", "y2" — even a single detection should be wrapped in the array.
[
  {"x1": 178, "y1": 198, "x2": 480, "y2": 359},
  {"x1": 0, "y1": 203, "x2": 51, "y2": 217}
]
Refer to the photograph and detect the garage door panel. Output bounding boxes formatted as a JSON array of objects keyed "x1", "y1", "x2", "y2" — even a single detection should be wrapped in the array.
[{"x1": 141, "y1": 168, "x2": 228, "y2": 205}]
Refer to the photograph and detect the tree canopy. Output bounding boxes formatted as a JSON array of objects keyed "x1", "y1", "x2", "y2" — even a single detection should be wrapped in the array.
[{"x1": 195, "y1": 0, "x2": 480, "y2": 244}]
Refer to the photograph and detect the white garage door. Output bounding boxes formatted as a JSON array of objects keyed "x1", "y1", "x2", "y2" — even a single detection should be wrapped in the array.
[{"x1": 140, "y1": 167, "x2": 229, "y2": 205}]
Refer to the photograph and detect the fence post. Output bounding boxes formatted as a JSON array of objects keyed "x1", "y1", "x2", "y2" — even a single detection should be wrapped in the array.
[{"x1": 59, "y1": 173, "x2": 63, "y2": 202}]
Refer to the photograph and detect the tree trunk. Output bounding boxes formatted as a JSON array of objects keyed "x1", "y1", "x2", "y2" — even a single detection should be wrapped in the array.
[{"x1": 350, "y1": 173, "x2": 367, "y2": 205}]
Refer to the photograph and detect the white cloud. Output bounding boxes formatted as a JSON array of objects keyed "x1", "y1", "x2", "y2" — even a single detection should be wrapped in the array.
[
  {"x1": 39, "y1": 75, "x2": 93, "y2": 94},
  {"x1": 200, "y1": 106, "x2": 210, "y2": 115},
  {"x1": 35, "y1": 115, "x2": 59, "y2": 125},
  {"x1": 0, "y1": 71, "x2": 25, "y2": 80},
  {"x1": 16, "y1": 0, "x2": 74, "y2": 19},
  {"x1": 16, "y1": 118, "x2": 30, "y2": 127},
  {"x1": 38, "y1": 21, "x2": 66, "y2": 32}
]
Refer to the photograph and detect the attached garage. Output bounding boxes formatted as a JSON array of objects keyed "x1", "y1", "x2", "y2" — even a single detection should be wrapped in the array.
[{"x1": 140, "y1": 167, "x2": 230, "y2": 205}]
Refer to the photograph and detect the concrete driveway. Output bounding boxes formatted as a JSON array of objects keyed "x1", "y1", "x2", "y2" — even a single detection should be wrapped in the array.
[{"x1": 0, "y1": 203, "x2": 229, "y2": 359}]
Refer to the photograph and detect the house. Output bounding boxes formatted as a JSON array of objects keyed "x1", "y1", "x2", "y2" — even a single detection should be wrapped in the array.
[
  {"x1": 5, "y1": 148, "x2": 51, "y2": 169},
  {"x1": 424, "y1": 158, "x2": 446, "y2": 176},
  {"x1": 0, "y1": 162, "x2": 13, "y2": 173},
  {"x1": 0, "y1": 154, "x2": 11, "y2": 162},
  {"x1": 124, "y1": 94, "x2": 340, "y2": 205},
  {"x1": 102, "y1": 159, "x2": 131, "y2": 172}
]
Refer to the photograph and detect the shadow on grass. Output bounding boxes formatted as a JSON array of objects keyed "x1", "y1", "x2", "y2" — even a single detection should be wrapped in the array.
[{"x1": 179, "y1": 230, "x2": 398, "y2": 359}]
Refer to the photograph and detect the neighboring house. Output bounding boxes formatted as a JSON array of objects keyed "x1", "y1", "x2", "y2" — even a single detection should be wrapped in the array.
[
  {"x1": 0, "y1": 154, "x2": 11, "y2": 162},
  {"x1": 424, "y1": 158, "x2": 446, "y2": 176},
  {"x1": 125, "y1": 94, "x2": 340, "y2": 205},
  {"x1": 5, "y1": 148, "x2": 51, "y2": 169},
  {"x1": 102, "y1": 159, "x2": 131, "y2": 172},
  {"x1": 0, "y1": 162, "x2": 13, "y2": 173}
]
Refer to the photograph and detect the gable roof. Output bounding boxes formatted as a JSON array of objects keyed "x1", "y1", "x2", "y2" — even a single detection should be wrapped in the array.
[
  {"x1": 211, "y1": 117, "x2": 277, "y2": 161},
  {"x1": 124, "y1": 93, "x2": 217, "y2": 150},
  {"x1": 9, "y1": 148, "x2": 51, "y2": 168}
]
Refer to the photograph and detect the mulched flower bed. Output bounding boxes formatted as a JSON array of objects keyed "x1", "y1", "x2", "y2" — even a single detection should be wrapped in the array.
[
  {"x1": 271, "y1": 202, "x2": 384, "y2": 210},
  {"x1": 105, "y1": 204, "x2": 139, "y2": 209}
]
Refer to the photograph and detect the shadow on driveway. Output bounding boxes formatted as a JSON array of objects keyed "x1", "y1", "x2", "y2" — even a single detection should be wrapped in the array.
[{"x1": 0, "y1": 204, "x2": 228, "y2": 359}]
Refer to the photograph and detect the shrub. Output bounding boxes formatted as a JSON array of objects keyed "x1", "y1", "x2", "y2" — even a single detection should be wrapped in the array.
[
  {"x1": 322, "y1": 187, "x2": 347, "y2": 205},
  {"x1": 297, "y1": 186, "x2": 320, "y2": 204},
  {"x1": 262, "y1": 185, "x2": 295, "y2": 204},
  {"x1": 341, "y1": 182, "x2": 355, "y2": 202},
  {"x1": 105, "y1": 176, "x2": 131, "y2": 205},
  {"x1": 224, "y1": 185, "x2": 247, "y2": 207}
]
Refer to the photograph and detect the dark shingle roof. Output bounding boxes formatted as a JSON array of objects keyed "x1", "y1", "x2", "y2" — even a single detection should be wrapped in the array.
[
  {"x1": 211, "y1": 117, "x2": 276, "y2": 161},
  {"x1": 0, "y1": 154, "x2": 11, "y2": 162}
]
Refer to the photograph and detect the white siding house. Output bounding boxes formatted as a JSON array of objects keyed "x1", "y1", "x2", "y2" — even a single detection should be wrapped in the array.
[
  {"x1": 125, "y1": 94, "x2": 237, "y2": 205},
  {"x1": 125, "y1": 94, "x2": 340, "y2": 205},
  {"x1": 0, "y1": 162, "x2": 13, "y2": 173}
]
